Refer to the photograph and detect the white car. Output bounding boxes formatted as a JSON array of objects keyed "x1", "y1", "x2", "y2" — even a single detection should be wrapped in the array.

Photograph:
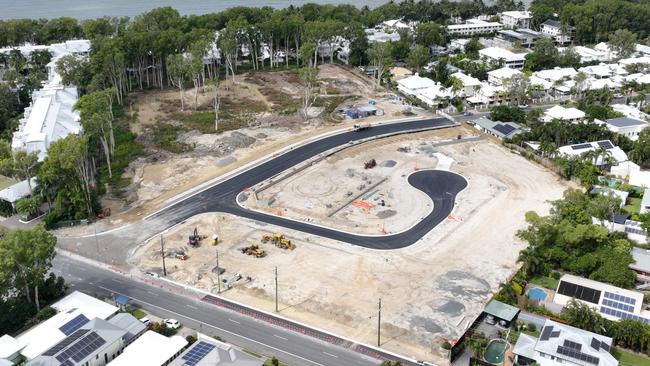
[
  {"x1": 138, "y1": 317, "x2": 151, "y2": 325},
  {"x1": 164, "y1": 318, "x2": 180, "y2": 329}
]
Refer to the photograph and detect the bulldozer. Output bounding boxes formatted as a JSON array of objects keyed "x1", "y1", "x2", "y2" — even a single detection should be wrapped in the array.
[
  {"x1": 364, "y1": 159, "x2": 377, "y2": 169},
  {"x1": 277, "y1": 237, "x2": 296, "y2": 250},
  {"x1": 260, "y1": 233, "x2": 296, "y2": 250},
  {"x1": 241, "y1": 245, "x2": 266, "y2": 258},
  {"x1": 188, "y1": 227, "x2": 207, "y2": 247}
]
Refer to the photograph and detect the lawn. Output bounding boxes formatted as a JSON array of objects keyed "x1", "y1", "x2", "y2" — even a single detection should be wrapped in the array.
[
  {"x1": 624, "y1": 197, "x2": 642, "y2": 215},
  {"x1": 613, "y1": 348, "x2": 650, "y2": 366},
  {"x1": 529, "y1": 275, "x2": 559, "y2": 290},
  {"x1": 128, "y1": 308, "x2": 147, "y2": 319}
]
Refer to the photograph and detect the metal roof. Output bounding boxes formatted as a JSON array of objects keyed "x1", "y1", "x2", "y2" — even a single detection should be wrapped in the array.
[
  {"x1": 606, "y1": 117, "x2": 648, "y2": 128},
  {"x1": 483, "y1": 299, "x2": 520, "y2": 321}
]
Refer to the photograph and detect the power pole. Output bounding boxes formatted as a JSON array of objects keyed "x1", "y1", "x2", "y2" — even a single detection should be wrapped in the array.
[
  {"x1": 377, "y1": 298, "x2": 382, "y2": 347},
  {"x1": 160, "y1": 234, "x2": 167, "y2": 276},
  {"x1": 216, "y1": 250, "x2": 221, "y2": 293},
  {"x1": 275, "y1": 266, "x2": 278, "y2": 312}
]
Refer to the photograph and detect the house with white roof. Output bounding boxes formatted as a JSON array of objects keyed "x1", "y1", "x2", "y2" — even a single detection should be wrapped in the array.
[
  {"x1": 631, "y1": 247, "x2": 650, "y2": 283},
  {"x1": 450, "y1": 71, "x2": 481, "y2": 96},
  {"x1": 534, "y1": 67, "x2": 578, "y2": 83},
  {"x1": 636, "y1": 44, "x2": 650, "y2": 56},
  {"x1": 466, "y1": 82, "x2": 507, "y2": 105},
  {"x1": 570, "y1": 46, "x2": 611, "y2": 63},
  {"x1": 601, "y1": 117, "x2": 649, "y2": 141},
  {"x1": 415, "y1": 84, "x2": 450, "y2": 107},
  {"x1": 529, "y1": 75, "x2": 553, "y2": 91},
  {"x1": 381, "y1": 19, "x2": 411, "y2": 31},
  {"x1": 479, "y1": 47, "x2": 526, "y2": 69},
  {"x1": 579, "y1": 64, "x2": 623, "y2": 79},
  {"x1": 542, "y1": 105, "x2": 586, "y2": 123},
  {"x1": 624, "y1": 73, "x2": 650, "y2": 85},
  {"x1": 513, "y1": 318, "x2": 618, "y2": 366},
  {"x1": 619, "y1": 56, "x2": 650, "y2": 66},
  {"x1": 540, "y1": 20, "x2": 574, "y2": 45},
  {"x1": 108, "y1": 331, "x2": 187, "y2": 366},
  {"x1": 595, "y1": 42, "x2": 618, "y2": 60},
  {"x1": 553, "y1": 273, "x2": 650, "y2": 324},
  {"x1": 611, "y1": 103, "x2": 649, "y2": 120},
  {"x1": 557, "y1": 140, "x2": 627, "y2": 165},
  {"x1": 5, "y1": 291, "x2": 118, "y2": 361},
  {"x1": 396, "y1": 74, "x2": 437, "y2": 97},
  {"x1": 447, "y1": 19, "x2": 503, "y2": 36},
  {"x1": 364, "y1": 28, "x2": 401, "y2": 43},
  {"x1": 586, "y1": 77, "x2": 622, "y2": 91},
  {"x1": 487, "y1": 67, "x2": 522, "y2": 85},
  {"x1": 500, "y1": 11, "x2": 531, "y2": 29}
]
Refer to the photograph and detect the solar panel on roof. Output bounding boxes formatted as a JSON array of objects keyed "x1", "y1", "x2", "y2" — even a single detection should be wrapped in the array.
[
  {"x1": 571, "y1": 143, "x2": 592, "y2": 150},
  {"x1": 59, "y1": 314, "x2": 90, "y2": 336},
  {"x1": 42, "y1": 329, "x2": 89, "y2": 356},
  {"x1": 493, "y1": 124, "x2": 517, "y2": 136},
  {"x1": 557, "y1": 280, "x2": 601, "y2": 304},
  {"x1": 564, "y1": 340, "x2": 582, "y2": 350},
  {"x1": 590, "y1": 337, "x2": 601, "y2": 351},
  {"x1": 55, "y1": 331, "x2": 106, "y2": 363},
  {"x1": 600, "y1": 341, "x2": 611, "y2": 352},
  {"x1": 550, "y1": 331, "x2": 561, "y2": 338},
  {"x1": 182, "y1": 341, "x2": 216, "y2": 366},
  {"x1": 598, "y1": 141, "x2": 614, "y2": 149},
  {"x1": 540, "y1": 326, "x2": 553, "y2": 341},
  {"x1": 557, "y1": 346, "x2": 600, "y2": 365}
]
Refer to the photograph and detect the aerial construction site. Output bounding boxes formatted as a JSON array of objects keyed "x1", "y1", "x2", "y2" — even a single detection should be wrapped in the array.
[{"x1": 131, "y1": 122, "x2": 571, "y2": 363}]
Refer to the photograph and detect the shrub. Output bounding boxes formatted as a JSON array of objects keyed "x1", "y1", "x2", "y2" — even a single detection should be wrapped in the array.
[{"x1": 527, "y1": 323, "x2": 537, "y2": 332}]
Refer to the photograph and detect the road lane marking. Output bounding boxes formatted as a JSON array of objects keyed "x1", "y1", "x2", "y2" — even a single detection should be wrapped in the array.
[
  {"x1": 274, "y1": 335, "x2": 288, "y2": 341},
  {"x1": 111, "y1": 278, "x2": 122, "y2": 283},
  {"x1": 97, "y1": 285, "x2": 324, "y2": 366},
  {"x1": 228, "y1": 319, "x2": 241, "y2": 324},
  {"x1": 147, "y1": 291, "x2": 157, "y2": 296},
  {"x1": 187, "y1": 304, "x2": 198, "y2": 309},
  {"x1": 323, "y1": 351, "x2": 339, "y2": 358}
]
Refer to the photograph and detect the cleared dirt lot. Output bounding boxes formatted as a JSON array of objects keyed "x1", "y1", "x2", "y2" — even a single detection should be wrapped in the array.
[{"x1": 130, "y1": 126, "x2": 571, "y2": 364}]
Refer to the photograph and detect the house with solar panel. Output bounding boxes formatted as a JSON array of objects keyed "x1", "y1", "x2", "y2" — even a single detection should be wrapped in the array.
[
  {"x1": 512, "y1": 318, "x2": 618, "y2": 366},
  {"x1": 599, "y1": 117, "x2": 649, "y2": 141},
  {"x1": 557, "y1": 140, "x2": 628, "y2": 166},
  {"x1": 471, "y1": 117, "x2": 524, "y2": 140},
  {"x1": 553, "y1": 274, "x2": 650, "y2": 324},
  {"x1": 169, "y1": 334, "x2": 263, "y2": 366}
]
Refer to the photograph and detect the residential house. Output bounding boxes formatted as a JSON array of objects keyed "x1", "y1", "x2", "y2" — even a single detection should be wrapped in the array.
[
  {"x1": 557, "y1": 140, "x2": 627, "y2": 165},
  {"x1": 513, "y1": 318, "x2": 618, "y2": 366},
  {"x1": 447, "y1": 19, "x2": 503, "y2": 36},
  {"x1": 540, "y1": 20, "x2": 574, "y2": 45},
  {"x1": 500, "y1": 11, "x2": 531, "y2": 29},
  {"x1": 631, "y1": 247, "x2": 650, "y2": 284},
  {"x1": 487, "y1": 66, "x2": 522, "y2": 85},
  {"x1": 610, "y1": 104, "x2": 649, "y2": 120},
  {"x1": 496, "y1": 28, "x2": 542, "y2": 48},
  {"x1": 169, "y1": 334, "x2": 263, "y2": 366},
  {"x1": 479, "y1": 47, "x2": 526, "y2": 69},
  {"x1": 415, "y1": 84, "x2": 451, "y2": 107},
  {"x1": 554, "y1": 274, "x2": 650, "y2": 323},
  {"x1": 542, "y1": 105, "x2": 586, "y2": 123},
  {"x1": 601, "y1": 117, "x2": 649, "y2": 141},
  {"x1": 450, "y1": 71, "x2": 482, "y2": 97},
  {"x1": 472, "y1": 117, "x2": 523, "y2": 140},
  {"x1": 108, "y1": 331, "x2": 187, "y2": 366},
  {"x1": 396, "y1": 74, "x2": 437, "y2": 97},
  {"x1": 641, "y1": 188, "x2": 650, "y2": 214}
]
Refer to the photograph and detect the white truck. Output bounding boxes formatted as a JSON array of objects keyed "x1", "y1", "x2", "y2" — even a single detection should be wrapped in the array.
[{"x1": 353, "y1": 122, "x2": 371, "y2": 131}]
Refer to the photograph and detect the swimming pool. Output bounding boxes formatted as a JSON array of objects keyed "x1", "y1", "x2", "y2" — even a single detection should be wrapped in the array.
[
  {"x1": 484, "y1": 339, "x2": 508, "y2": 364},
  {"x1": 528, "y1": 287, "x2": 547, "y2": 301}
]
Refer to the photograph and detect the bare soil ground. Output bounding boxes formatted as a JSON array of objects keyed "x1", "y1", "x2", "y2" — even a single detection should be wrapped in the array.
[
  {"x1": 130, "y1": 126, "x2": 571, "y2": 364},
  {"x1": 58, "y1": 65, "x2": 422, "y2": 235}
]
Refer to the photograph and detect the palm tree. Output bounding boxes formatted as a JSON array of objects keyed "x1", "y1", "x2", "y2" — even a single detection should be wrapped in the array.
[
  {"x1": 467, "y1": 332, "x2": 490, "y2": 358},
  {"x1": 518, "y1": 247, "x2": 542, "y2": 276}
]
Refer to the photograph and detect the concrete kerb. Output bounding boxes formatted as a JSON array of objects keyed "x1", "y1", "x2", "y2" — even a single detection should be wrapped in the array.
[
  {"x1": 143, "y1": 116, "x2": 430, "y2": 221},
  {"x1": 56, "y1": 248, "x2": 426, "y2": 366}
]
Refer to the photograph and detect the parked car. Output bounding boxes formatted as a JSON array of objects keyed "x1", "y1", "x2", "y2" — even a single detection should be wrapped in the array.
[
  {"x1": 486, "y1": 315, "x2": 496, "y2": 325},
  {"x1": 164, "y1": 318, "x2": 181, "y2": 329},
  {"x1": 138, "y1": 317, "x2": 151, "y2": 326},
  {"x1": 463, "y1": 111, "x2": 473, "y2": 116},
  {"x1": 145, "y1": 271, "x2": 160, "y2": 278}
]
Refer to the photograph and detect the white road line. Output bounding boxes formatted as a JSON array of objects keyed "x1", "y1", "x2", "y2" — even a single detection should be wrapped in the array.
[
  {"x1": 323, "y1": 351, "x2": 339, "y2": 358},
  {"x1": 274, "y1": 335, "x2": 288, "y2": 341},
  {"x1": 228, "y1": 319, "x2": 241, "y2": 324},
  {"x1": 97, "y1": 286, "x2": 324, "y2": 366},
  {"x1": 147, "y1": 291, "x2": 158, "y2": 296},
  {"x1": 186, "y1": 304, "x2": 198, "y2": 309},
  {"x1": 111, "y1": 278, "x2": 122, "y2": 283}
]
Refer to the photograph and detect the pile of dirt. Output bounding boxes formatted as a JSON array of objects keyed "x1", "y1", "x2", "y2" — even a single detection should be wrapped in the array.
[{"x1": 179, "y1": 130, "x2": 256, "y2": 156}]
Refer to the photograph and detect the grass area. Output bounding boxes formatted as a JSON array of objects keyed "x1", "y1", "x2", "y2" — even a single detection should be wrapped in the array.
[
  {"x1": 259, "y1": 87, "x2": 298, "y2": 115},
  {"x1": 242, "y1": 349, "x2": 262, "y2": 358},
  {"x1": 529, "y1": 275, "x2": 559, "y2": 290},
  {"x1": 613, "y1": 348, "x2": 650, "y2": 366},
  {"x1": 128, "y1": 308, "x2": 146, "y2": 319},
  {"x1": 624, "y1": 197, "x2": 642, "y2": 215},
  {"x1": 169, "y1": 96, "x2": 267, "y2": 135},
  {"x1": 152, "y1": 123, "x2": 192, "y2": 153},
  {"x1": 263, "y1": 359, "x2": 289, "y2": 366},
  {"x1": 522, "y1": 329, "x2": 541, "y2": 338},
  {"x1": 99, "y1": 120, "x2": 145, "y2": 192}
]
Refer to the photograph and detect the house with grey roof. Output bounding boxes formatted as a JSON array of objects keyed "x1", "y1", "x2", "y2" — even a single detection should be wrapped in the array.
[
  {"x1": 169, "y1": 334, "x2": 262, "y2": 366},
  {"x1": 601, "y1": 117, "x2": 649, "y2": 141},
  {"x1": 471, "y1": 117, "x2": 523, "y2": 140},
  {"x1": 513, "y1": 319, "x2": 618, "y2": 366},
  {"x1": 631, "y1": 247, "x2": 650, "y2": 285},
  {"x1": 540, "y1": 20, "x2": 574, "y2": 45},
  {"x1": 28, "y1": 318, "x2": 128, "y2": 366},
  {"x1": 107, "y1": 314, "x2": 146, "y2": 345}
]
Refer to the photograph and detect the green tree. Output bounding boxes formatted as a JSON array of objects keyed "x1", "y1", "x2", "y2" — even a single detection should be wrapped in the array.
[
  {"x1": 298, "y1": 67, "x2": 319, "y2": 119},
  {"x1": 0, "y1": 227, "x2": 57, "y2": 311},
  {"x1": 587, "y1": 194, "x2": 621, "y2": 225},
  {"x1": 608, "y1": 29, "x2": 638, "y2": 59},
  {"x1": 15, "y1": 196, "x2": 41, "y2": 219},
  {"x1": 466, "y1": 331, "x2": 489, "y2": 358},
  {"x1": 368, "y1": 42, "x2": 392, "y2": 86},
  {"x1": 406, "y1": 45, "x2": 430, "y2": 73},
  {"x1": 562, "y1": 299, "x2": 605, "y2": 333},
  {"x1": 415, "y1": 22, "x2": 446, "y2": 47},
  {"x1": 524, "y1": 38, "x2": 559, "y2": 71}
]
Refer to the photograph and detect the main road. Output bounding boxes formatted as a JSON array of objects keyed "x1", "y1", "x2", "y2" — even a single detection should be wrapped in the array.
[{"x1": 143, "y1": 117, "x2": 467, "y2": 250}]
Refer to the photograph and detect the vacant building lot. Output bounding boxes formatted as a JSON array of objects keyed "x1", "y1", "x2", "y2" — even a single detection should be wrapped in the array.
[{"x1": 130, "y1": 126, "x2": 571, "y2": 364}]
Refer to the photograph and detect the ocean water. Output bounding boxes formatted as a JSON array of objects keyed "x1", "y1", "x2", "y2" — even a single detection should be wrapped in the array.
[{"x1": 0, "y1": 0, "x2": 391, "y2": 20}]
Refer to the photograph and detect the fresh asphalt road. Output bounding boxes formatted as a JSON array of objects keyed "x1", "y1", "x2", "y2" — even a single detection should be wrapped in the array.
[
  {"x1": 146, "y1": 117, "x2": 467, "y2": 249},
  {"x1": 52, "y1": 254, "x2": 393, "y2": 366}
]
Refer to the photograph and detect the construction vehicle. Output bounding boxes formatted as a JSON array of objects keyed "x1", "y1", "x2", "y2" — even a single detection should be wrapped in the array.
[
  {"x1": 241, "y1": 245, "x2": 266, "y2": 258},
  {"x1": 353, "y1": 122, "x2": 371, "y2": 131},
  {"x1": 175, "y1": 253, "x2": 188, "y2": 260},
  {"x1": 212, "y1": 234, "x2": 219, "y2": 246},
  {"x1": 188, "y1": 227, "x2": 206, "y2": 247},
  {"x1": 364, "y1": 159, "x2": 377, "y2": 169},
  {"x1": 260, "y1": 233, "x2": 296, "y2": 250}
]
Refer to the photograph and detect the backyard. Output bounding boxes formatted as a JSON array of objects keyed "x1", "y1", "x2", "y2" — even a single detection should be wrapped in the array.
[{"x1": 613, "y1": 348, "x2": 650, "y2": 366}]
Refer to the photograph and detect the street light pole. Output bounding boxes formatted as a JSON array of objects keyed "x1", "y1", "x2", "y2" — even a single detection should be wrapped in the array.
[
  {"x1": 275, "y1": 266, "x2": 278, "y2": 312},
  {"x1": 377, "y1": 298, "x2": 382, "y2": 347},
  {"x1": 160, "y1": 234, "x2": 167, "y2": 276},
  {"x1": 216, "y1": 250, "x2": 221, "y2": 293}
]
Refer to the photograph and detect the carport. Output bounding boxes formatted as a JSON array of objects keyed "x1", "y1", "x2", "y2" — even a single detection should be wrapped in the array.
[{"x1": 483, "y1": 299, "x2": 520, "y2": 327}]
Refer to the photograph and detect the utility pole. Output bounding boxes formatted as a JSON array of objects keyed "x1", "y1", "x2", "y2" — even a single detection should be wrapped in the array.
[
  {"x1": 377, "y1": 298, "x2": 382, "y2": 347},
  {"x1": 160, "y1": 234, "x2": 167, "y2": 276},
  {"x1": 275, "y1": 266, "x2": 278, "y2": 312},
  {"x1": 216, "y1": 250, "x2": 221, "y2": 293}
]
